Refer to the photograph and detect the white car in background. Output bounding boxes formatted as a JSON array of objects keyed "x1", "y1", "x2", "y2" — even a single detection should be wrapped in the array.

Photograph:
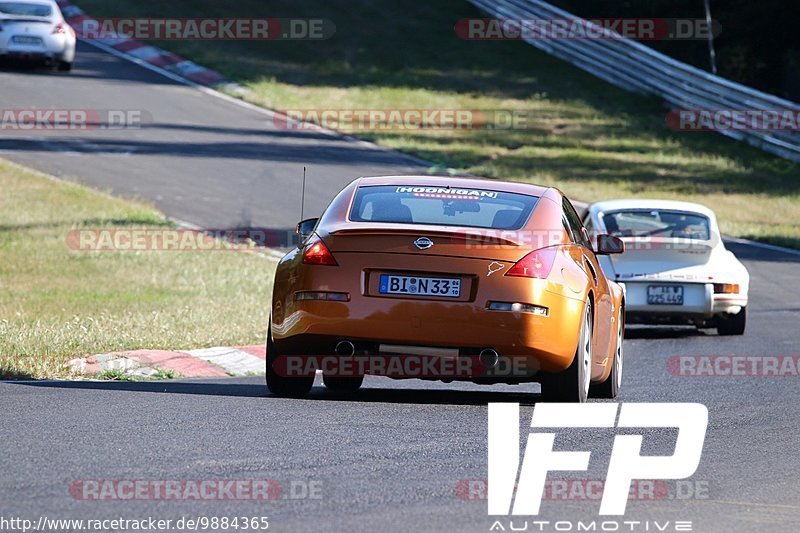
[
  {"x1": 0, "y1": 0, "x2": 75, "y2": 71},
  {"x1": 584, "y1": 199, "x2": 749, "y2": 335}
]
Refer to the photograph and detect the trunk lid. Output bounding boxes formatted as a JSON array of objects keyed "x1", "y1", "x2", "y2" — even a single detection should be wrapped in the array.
[
  {"x1": 1, "y1": 17, "x2": 54, "y2": 38},
  {"x1": 320, "y1": 223, "x2": 543, "y2": 262}
]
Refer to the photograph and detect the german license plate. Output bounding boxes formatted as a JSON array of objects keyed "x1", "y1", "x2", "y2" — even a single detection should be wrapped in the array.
[
  {"x1": 379, "y1": 274, "x2": 461, "y2": 298},
  {"x1": 12, "y1": 36, "x2": 43, "y2": 45},
  {"x1": 648, "y1": 285, "x2": 684, "y2": 305}
]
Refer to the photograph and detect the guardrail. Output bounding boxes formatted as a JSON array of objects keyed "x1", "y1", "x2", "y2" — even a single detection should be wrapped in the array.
[{"x1": 467, "y1": 0, "x2": 800, "y2": 163}]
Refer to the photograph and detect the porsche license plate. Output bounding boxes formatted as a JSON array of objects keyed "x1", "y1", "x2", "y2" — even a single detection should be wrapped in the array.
[
  {"x1": 647, "y1": 285, "x2": 684, "y2": 305},
  {"x1": 379, "y1": 274, "x2": 461, "y2": 298}
]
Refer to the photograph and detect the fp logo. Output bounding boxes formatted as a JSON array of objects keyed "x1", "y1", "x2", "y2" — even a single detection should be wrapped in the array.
[{"x1": 488, "y1": 403, "x2": 708, "y2": 516}]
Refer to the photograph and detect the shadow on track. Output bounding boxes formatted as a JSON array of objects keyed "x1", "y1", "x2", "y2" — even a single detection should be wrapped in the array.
[
  {"x1": 0, "y1": 138, "x2": 414, "y2": 166},
  {"x1": 309, "y1": 384, "x2": 540, "y2": 406},
  {"x1": 8, "y1": 378, "x2": 541, "y2": 406},
  {"x1": 625, "y1": 326, "x2": 710, "y2": 340},
  {"x1": 0, "y1": 57, "x2": 66, "y2": 74}
]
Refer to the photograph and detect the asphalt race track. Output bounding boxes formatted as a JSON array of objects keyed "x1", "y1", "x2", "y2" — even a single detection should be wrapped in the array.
[
  {"x1": 0, "y1": 42, "x2": 426, "y2": 231},
  {"x1": 2, "y1": 43, "x2": 800, "y2": 532}
]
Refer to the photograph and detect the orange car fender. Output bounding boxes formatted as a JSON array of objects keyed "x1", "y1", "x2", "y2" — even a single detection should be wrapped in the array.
[
  {"x1": 592, "y1": 280, "x2": 626, "y2": 384},
  {"x1": 544, "y1": 246, "x2": 602, "y2": 374},
  {"x1": 272, "y1": 248, "x2": 303, "y2": 329}
]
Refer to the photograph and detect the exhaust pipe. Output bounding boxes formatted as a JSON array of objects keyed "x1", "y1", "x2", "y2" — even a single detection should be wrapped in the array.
[
  {"x1": 479, "y1": 348, "x2": 500, "y2": 369},
  {"x1": 335, "y1": 340, "x2": 355, "y2": 357}
]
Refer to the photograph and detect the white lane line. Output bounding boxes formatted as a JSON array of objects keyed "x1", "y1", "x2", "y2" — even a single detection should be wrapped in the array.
[
  {"x1": 126, "y1": 46, "x2": 165, "y2": 61},
  {"x1": 169, "y1": 60, "x2": 211, "y2": 77},
  {"x1": 169, "y1": 218, "x2": 202, "y2": 230},
  {"x1": 186, "y1": 347, "x2": 265, "y2": 375},
  {"x1": 78, "y1": 38, "x2": 212, "y2": 89},
  {"x1": 265, "y1": 249, "x2": 288, "y2": 261}
]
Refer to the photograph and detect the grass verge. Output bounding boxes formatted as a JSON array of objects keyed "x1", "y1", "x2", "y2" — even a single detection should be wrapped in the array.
[
  {"x1": 73, "y1": 0, "x2": 800, "y2": 248},
  {"x1": 0, "y1": 160, "x2": 275, "y2": 379}
]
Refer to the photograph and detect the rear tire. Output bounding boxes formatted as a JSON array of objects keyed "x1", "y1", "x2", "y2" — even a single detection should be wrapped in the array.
[
  {"x1": 717, "y1": 307, "x2": 746, "y2": 336},
  {"x1": 57, "y1": 61, "x2": 72, "y2": 72},
  {"x1": 322, "y1": 373, "x2": 364, "y2": 392},
  {"x1": 265, "y1": 323, "x2": 314, "y2": 397},
  {"x1": 541, "y1": 301, "x2": 592, "y2": 403},
  {"x1": 590, "y1": 309, "x2": 623, "y2": 399}
]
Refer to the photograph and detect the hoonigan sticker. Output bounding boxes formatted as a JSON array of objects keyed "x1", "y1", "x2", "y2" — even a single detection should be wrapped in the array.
[{"x1": 395, "y1": 187, "x2": 499, "y2": 199}]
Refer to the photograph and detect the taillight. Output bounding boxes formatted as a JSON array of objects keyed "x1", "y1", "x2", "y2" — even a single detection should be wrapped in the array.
[
  {"x1": 302, "y1": 235, "x2": 337, "y2": 266},
  {"x1": 52, "y1": 22, "x2": 67, "y2": 35},
  {"x1": 714, "y1": 283, "x2": 739, "y2": 294},
  {"x1": 505, "y1": 248, "x2": 557, "y2": 279}
]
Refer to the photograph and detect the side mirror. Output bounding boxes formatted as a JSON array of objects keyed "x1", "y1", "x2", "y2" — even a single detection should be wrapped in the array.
[
  {"x1": 296, "y1": 218, "x2": 319, "y2": 242},
  {"x1": 595, "y1": 234, "x2": 625, "y2": 255}
]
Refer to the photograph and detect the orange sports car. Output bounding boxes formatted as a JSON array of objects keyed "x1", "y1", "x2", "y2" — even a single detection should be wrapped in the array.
[{"x1": 267, "y1": 176, "x2": 625, "y2": 402}]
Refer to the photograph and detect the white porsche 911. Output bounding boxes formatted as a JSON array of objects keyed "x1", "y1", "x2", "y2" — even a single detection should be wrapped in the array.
[{"x1": 583, "y1": 199, "x2": 749, "y2": 335}]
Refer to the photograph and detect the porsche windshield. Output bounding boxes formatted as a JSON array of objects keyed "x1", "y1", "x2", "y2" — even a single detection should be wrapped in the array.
[
  {"x1": 602, "y1": 209, "x2": 711, "y2": 240},
  {"x1": 350, "y1": 185, "x2": 539, "y2": 230}
]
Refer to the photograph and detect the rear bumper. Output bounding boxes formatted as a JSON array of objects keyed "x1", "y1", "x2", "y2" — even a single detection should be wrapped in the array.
[
  {"x1": 1, "y1": 50, "x2": 53, "y2": 59},
  {"x1": 0, "y1": 36, "x2": 75, "y2": 62},
  {"x1": 273, "y1": 291, "x2": 583, "y2": 375},
  {"x1": 271, "y1": 248, "x2": 591, "y2": 375},
  {"x1": 622, "y1": 281, "x2": 747, "y2": 320},
  {"x1": 0, "y1": 49, "x2": 72, "y2": 62}
]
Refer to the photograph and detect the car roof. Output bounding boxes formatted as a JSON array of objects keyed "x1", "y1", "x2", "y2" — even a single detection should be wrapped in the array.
[
  {"x1": 354, "y1": 175, "x2": 550, "y2": 197},
  {"x1": 588, "y1": 199, "x2": 717, "y2": 220}
]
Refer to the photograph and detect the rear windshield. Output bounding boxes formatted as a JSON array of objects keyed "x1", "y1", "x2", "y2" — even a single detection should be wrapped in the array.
[
  {"x1": 350, "y1": 185, "x2": 539, "y2": 230},
  {"x1": 0, "y1": 2, "x2": 53, "y2": 16},
  {"x1": 601, "y1": 210, "x2": 711, "y2": 240}
]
